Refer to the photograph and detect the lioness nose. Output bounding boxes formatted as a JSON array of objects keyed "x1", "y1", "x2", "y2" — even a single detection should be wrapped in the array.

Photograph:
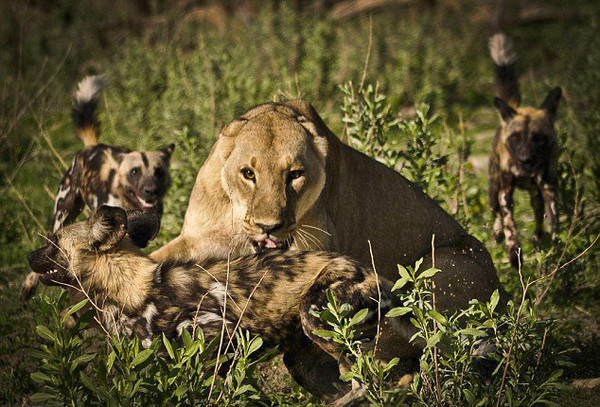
[{"x1": 255, "y1": 222, "x2": 283, "y2": 234}]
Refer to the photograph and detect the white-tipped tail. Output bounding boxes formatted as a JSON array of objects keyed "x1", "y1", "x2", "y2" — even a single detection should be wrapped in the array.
[
  {"x1": 489, "y1": 33, "x2": 517, "y2": 67},
  {"x1": 74, "y1": 75, "x2": 105, "y2": 105}
]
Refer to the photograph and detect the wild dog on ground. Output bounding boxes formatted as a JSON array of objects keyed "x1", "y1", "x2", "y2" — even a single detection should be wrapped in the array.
[
  {"x1": 21, "y1": 76, "x2": 175, "y2": 299},
  {"x1": 488, "y1": 33, "x2": 562, "y2": 268},
  {"x1": 27, "y1": 205, "x2": 403, "y2": 404}
]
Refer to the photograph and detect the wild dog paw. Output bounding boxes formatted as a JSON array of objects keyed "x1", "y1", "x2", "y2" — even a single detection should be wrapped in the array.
[{"x1": 493, "y1": 218, "x2": 504, "y2": 243}]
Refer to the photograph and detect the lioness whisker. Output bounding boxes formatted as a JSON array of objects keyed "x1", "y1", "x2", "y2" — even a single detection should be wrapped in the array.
[{"x1": 300, "y1": 224, "x2": 332, "y2": 237}]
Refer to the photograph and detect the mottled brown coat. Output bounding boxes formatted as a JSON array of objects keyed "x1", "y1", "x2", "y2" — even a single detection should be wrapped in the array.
[{"x1": 489, "y1": 33, "x2": 561, "y2": 267}]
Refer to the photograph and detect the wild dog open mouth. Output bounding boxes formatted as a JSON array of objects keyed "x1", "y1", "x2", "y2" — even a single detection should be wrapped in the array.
[
  {"x1": 128, "y1": 188, "x2": 156, "y2": 208},
  {"x1": 252, "y1": 237, "x2": 292, "y2": 253},
  {"x1": 36, "y1": 268, "x2": 61, "y2": 276}
]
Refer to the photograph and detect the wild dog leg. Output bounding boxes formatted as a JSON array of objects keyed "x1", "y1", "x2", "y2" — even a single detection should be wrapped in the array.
[
  {"x1": 498, "y1": 179, "x2": 521, "y2": 268},
  {"x1": 530, "y1": 188, "x2": 545, "y2": 245},
  {"x1": 539, "y1": 181, "x2": 558, "y2": 240},
  {"x1": 488, "y1": 152, "x2": 504, "y2": 243}
]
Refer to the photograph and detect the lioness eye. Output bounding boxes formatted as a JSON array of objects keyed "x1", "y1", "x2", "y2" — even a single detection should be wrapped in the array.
[
  {"x1": 130, "y1": 167, "x2": 140, "y2": 177},
  {"x1": 287, "y1": 170, "x2": 304, "y2": 182},
  {"x1": 241, "y1": 168, "x2": 255, "y2": 181}
]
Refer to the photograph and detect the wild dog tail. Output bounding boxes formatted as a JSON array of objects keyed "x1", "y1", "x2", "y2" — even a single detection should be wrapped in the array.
[
  {"x1": 489, "y1": 33, "x2": 520, "y2": 108},
  {"x1": 72, "y1": 75, "x2": 105, "y2": 147}
]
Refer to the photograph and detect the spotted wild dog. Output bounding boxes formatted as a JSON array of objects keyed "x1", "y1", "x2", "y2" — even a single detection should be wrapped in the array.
[
  {"x1": 27, "y1": 206, "x2": 404, "y2": 404},
  {"x1": 21, "y1": 76, "x2": 174, "y2": 299},
  {"x1": 488, "y1": 33, "x2": 562, "y2": 268}
]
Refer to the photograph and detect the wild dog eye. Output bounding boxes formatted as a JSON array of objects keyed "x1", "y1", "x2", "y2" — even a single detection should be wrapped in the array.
[
  {"x1": 130, "y1": 167, "x2": 140, "y2": 177},
  {"x1": 241, "y1": 168, "x2": 255, "y2": 181},
  {"x1": 155, "y1": 167, "x2": 165, "y2": 178},
  {"x1": 287, "y1": 170, "x2": 304, "y2": 182}
]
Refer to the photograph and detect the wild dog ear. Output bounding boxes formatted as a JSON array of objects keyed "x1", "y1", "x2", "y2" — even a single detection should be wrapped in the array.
[
  {"x1": 540, "y1": 87, "x2": 562, "y2": 123},
  {"x1": 126, "y1": 209, "x2": 160, "y2": 248},
  {"x1": 493, "y1": 97, "x2": 517, "y2": 123},
  {"x1": 160, "y1": 143, "x2": 175, "y2": 158},
  {"x1": 88, "y1": 206, "x2": 127, "y2": 251}
]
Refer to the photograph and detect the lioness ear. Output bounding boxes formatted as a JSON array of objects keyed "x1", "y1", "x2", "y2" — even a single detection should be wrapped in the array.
[
  {"x1": 88, "y1": 206, "x2": 127, "y2": 251},
  {"x1": 285, "y1": 99, "x2": 329, "y2": 160},
  {"x1": 217, "y1": 118, "x2": 248, "y2": 161},
  {"x1": 493, "y1": 97, "x2": 517, "y2": 124},
  {"x1": 126, "y1": 209, "x2": 160, "y2": 248},
  {"x1": 219, "y1": 118, "x2": 248, "y2": 139},
  {"x1": 540, "y1": 87, "x2": 562, "y2": 123}
]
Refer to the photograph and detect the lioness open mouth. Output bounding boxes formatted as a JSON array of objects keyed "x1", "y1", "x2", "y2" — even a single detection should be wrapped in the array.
[{"x1": 251, "y1": 237, "x2": 292, "y2": 253}]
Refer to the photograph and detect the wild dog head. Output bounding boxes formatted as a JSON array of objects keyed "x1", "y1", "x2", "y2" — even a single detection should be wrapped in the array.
[
  {"x1": 494, "y1": 88, "x2": 561, "y2": 176},
  {"x1": 117, "y1": 145, "x2": 175, "y2": 209},
  {"x1": 27, "y1": 206, "x2": 159, "y2": 288},
  {"x1": 217, "y1": 101, "x2": 328, "y2": 253}
]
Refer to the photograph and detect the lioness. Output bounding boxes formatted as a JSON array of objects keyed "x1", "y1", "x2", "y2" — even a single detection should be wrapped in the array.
[
  {"x1": 152, "y1": 100, "x2": 499, "y2": 308},
  {"x1": 152, "y1": 99, "x2": 502, "y2": 397}
]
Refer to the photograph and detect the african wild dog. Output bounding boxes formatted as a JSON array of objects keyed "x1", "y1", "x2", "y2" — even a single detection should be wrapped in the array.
[
  {"x1": 27, "y1": 205, "x2": 402, "y2": 404},
  {"x1": 21, "y1": 75, "x2": 174, "y2": 299},
  {"x1": 488, "y1": 33, "x2": 562, "y2": 268}
]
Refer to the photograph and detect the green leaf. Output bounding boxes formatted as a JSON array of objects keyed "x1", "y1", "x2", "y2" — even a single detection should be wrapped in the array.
[
  {"x1": 64, "y1": 299, "x2": 89, "y2": 319},
  {"x1": 386, "y1": 307, "x2": 412, "y2": 318},
  {"x1": 29, "y1": 393, "x2": 56, "y2": 403},
  {"x1": 326, "y1": 289, "x2": 337, "y2": 309},
  {"x1": 427, "y1": 310, "x2": 447, "y2": 325},
  {"x1": 383, "y1": 357, "x2": 399, "y2": 373},
  {"x1": 131, "y1": 348, "x2": 154, "y2": 367},
  {"x1": 348, "y1": 308, "x2": 369, "y2": 327},
  {"x1": 234, "y1": 384, "x2": 255, "y2": 396},
  {"x1": 174, "y1": 383, "x2": 188, "y2": 398},
  {"x1": 35, "y1": 325, "x2": 56, "y2": 342},
  {"x1": 162, "y1": 333, "x2": 175, "y2": 360},
  {"x1": 391, "y1": 277, "x2": 410, "y2": 292},
  {"x1": 75, "y1": 352, "x2": 96, "y2": 364},
  {"x1": 30, "y1": 372, "x2": 52, "y2": 384},
  {"x1": 247, "y1": 337, "x2": 263, "y2": 355},
  {"x1": 397, "y1": 264, "x2": 411, "y2": 280},
  {"x1": 339, "y1": 371, "x2": 357, "y2": 382},
  {"x1": 417, "y1": 267, "x2": 441, "y2": 280},
  {"x1": 312, "y1": 330, "x2": 336, "y2": 339},
  {"x1": 457, "y1": 328, "x2": 488, "y2": 338},
  {"x1": 490, "y1": 290, "x2": 500, "y2": 313},
  {"x1": 26, "y1": 348, "x2": 51, "y2": 359},
  {"x1": 426, "y1": 332, "x2": 443, "y2": 348}
]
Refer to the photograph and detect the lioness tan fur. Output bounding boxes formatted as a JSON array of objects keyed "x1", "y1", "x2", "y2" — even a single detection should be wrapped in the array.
[
  {"x1": 152, "y1": 100, "x2": 499, "y2": 307},
  {"x1": 151, "y1": 100, "x2": 502, "y2": 397}
]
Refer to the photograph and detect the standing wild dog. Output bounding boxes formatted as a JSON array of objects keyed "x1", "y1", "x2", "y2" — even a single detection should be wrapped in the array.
[
  {"x1": 21, "y1": 76, "x2": 175, "y2": 299},
  {"x1": 27, "y1": 206, "x2": 401, "y2": 404},
  {"x1": 488, "y1": 33, "x2": 562, "y2": 267}
]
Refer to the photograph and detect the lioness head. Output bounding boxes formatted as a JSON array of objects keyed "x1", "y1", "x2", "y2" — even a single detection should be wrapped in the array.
[
  {"x1": 27, "y1": 206, "x2": 159, "y2": 287},
  {"x1": 217, "y1": 101, "x2": 328, "y2": 252},
  {"x1": 494, "y1": 87, "x2": 561, "y2": 175},
  {"x1": 117, "y1": 145, "x2": 175, "y2": 209}
]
